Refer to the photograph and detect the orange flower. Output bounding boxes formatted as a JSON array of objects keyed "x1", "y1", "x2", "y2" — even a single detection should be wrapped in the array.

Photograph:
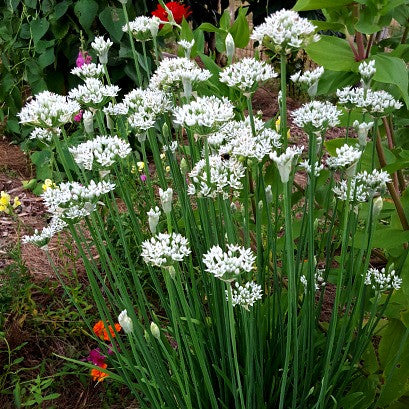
[
  {"x1": 91, "y1": 363, "x2": 108, "y2": 382},
  {"x1": 93, "y1": 320, "x2": 121, "y2": 341}
]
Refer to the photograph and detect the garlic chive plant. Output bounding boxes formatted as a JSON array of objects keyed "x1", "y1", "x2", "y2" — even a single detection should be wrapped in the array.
[{"x1": 19, "y1": 6, "x2": 404, "y2": 409}]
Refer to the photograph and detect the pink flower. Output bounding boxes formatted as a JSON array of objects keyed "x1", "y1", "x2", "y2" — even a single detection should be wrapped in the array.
[
  {"x1": 85, "y1": 348, "x2": 106, "y2": 366},
  {"x1": 76, "y1": 50, "x2": 92, "y2": 68},
  {"x1": 140, "y1": 174, "x2": 147, "y2": 182},
  {"x1": 74, "y1": 110, "x2": 83, "y2": 122}
]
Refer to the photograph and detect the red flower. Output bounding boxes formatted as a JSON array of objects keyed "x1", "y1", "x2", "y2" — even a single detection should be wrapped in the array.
[{"x1": 152, "y1": 1, "x2": 192, "y2": 25}]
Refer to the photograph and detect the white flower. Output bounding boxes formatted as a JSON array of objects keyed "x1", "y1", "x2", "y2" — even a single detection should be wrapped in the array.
[
  {"x1": 270, "y1": 146, "x2": 304, "y2": 183},
  {"x1": 353, "y1": 120, "x2": 373, "y2": 146},
  {"x1": 18, "y1": 91, "x2": 80, "y2": 128},
  {"x1": 188, "y1": 154, "x2": 245, "y2": 199},
  {"x1": 359, "y1": 60, "x2": 376, "y2": 80},
  {"x1": 29, "y1": 127, "x2": 61, "y2": 142},
  {"x1": 216, "y1": 117, "x2": 281, "y2": 161},
  {"x1": 333, "y1": 169, "x2": 390, "y2": 202},
  {"x1": 219, "y1": 58, "x2": 277, "y2": 93},
  {"x1": 118, "y1": 310, "x2": 133, "y2": 333},
  {"x1": 163, "y1": 141, "x2": 178, "y2": 153},
  {"x1": 147, "y1": 206, "x2": 161, "y2": 234},
  {"x1": 364, "y1": 267, "x2": 401, "y2": 292},
  {"x1": 299, "y1": 160, "x2": 324, "y2": 177},
  {"x1": 68, "y1": 78, "x2": 119, "y2": 107},
  {"x1": 141, "y1": 232, "x2": 191, "y2": 267},
  {"x1": 69, "y1": 135, "x2": 131, "y2": 170},
  {"x1": 103, "y1": 102, "x2": 128, "y2": 116},
  {"x1": 178, "y1": 39, "x2": 195, "y2": 58},
  {"x1": 292, "y1": 101, "x2": 341, "y2": 132},
  {"x1": 159, "y1": 187, "x2": 173, "y2": 214},
  {"x1": 251, "y1": 9, "x2": 319, "y2": 51},
  {"x1": 149, "y1": 57, "x2": 211, "y2": 92},
  {"x1": 203, "y1": 244, "x2": 256, "y2": 281},
  {"x1": 291, "y1": 67, "x2": 324, "y2": 86},
  {"x1": 91, "y1": 36, "x2": 113, "y2": 64},
  {"x1": 326, "y1": 144, "x2": 362, "y2": 170},
  {"x1": 122, "y1": 16, "x2": 161, "y2": 41},
  {"x1": 71, "y1": 63, "x2": 105, "y2": 79},
  {"x1": 300, "y1": 269, "x2": 325, "y2": 293},
  {"x1": 337, "y1": 87, "x2": 402, "y2": 114},
  {"x1": 42, "y1": 180, "x2": 115, "y2": 220},
  {"x1": 173, "y1": 96, "x2": 234, "y2": 134},
  {"x1": 228, "y1": 281, "x2": 263, "y2": 310},
  {"x1": 22, "y1": 216, "x2": 67, "y2": 247}
]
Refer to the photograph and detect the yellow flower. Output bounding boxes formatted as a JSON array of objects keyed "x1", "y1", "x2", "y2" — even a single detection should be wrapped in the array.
[
  {"x1": 0, "y1": 205, "x2": 9, "y2": 214},
  {"x1": 165, "y1": 166, "x2": 170, "y2": 173},
  {"x1": 275, "y1": 116, "x2": 281, "y2": 133},
  {"x1": 131, "y1": 164, "x2": 136, "y2": 174},
  {"x1": 13, "y1": 197, "x2": 21, "y2": 208},
  {"x1": 42, "y1": 179, "x2": 54, "y2": 191},
  {"x1": 137, "y1": 161, "x2": 145, "y2": 172},
  {"x1": 0, "y1": 191, "x2": 10, "y2": 207},
  {"x1": 160, "y1": 153, "x2": 166, "y2": 160}
]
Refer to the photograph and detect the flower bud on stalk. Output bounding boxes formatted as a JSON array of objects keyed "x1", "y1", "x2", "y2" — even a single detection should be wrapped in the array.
[
  {"x1": 118, "y1": 310, "x2": 133, "y2": 334},
  {"x1": 150, "y1": 322, "x2": 160, "y2": 340},
  {"x1": 225, "y1": 33, "x2": 235, "y2": 63},
  {"x1": 372, "y1": 196, "x2": 383, "y2": 217}
]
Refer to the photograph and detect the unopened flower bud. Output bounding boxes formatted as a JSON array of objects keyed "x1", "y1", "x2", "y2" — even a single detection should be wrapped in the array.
[
  {"x1": 373, "y1": 196, "x2": 383, "y2": 217},
  {"x1": 159, "y1": 187, "x2": 173, "y2": 214},
  {"x1": 106, "y1": 113, "x2": 114, "y2": 130},
  {"x1": 180, "y1": 157, "x2": 189, "y2": 174},
  {"x1": 147, "y1": 206, "x2": 161, "y2": 234},
  {"x1": 225, "y1": 33, "x2": 235, "y2": 63},
  {"x1": 83, "y1": 110, "x2": 93, "y2": 134},
  {"x1": 258, "y1": 200, "x2": 263, "y2": 210},
  {"x1": 265, "y1": 185, "x2": 273, "y2": 203},
  {"x1": 150, "y1": 322, "x2": 160, "y2": 339},
  {"x1": 118, "y1": 309, "x2": 133, "y2": 334}
]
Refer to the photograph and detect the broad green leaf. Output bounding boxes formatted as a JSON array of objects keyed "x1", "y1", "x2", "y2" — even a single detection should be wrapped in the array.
[
  {"x1": 29, "y1": 18, "x2": 50, "y2": 44},
  {"x1": 230, "y1": 8, "x2": 250, "y2": 48},
  {"x1": 324, "y1": 138, "x2": 359, "y2": 155},
  {"x1": 293, "y1": 0, "x2": 352, "y2": 11},
  {"x1": 198, "y1": 23, "x2": 221, "y2": 33},
  {"x1": 180, "y1": 17, "x2": 194, "y2": 41},
  {"x1": 38, "y1": 48, "x2": 55, "y2": 68},
  {"x1": 305, "y1": 36, "x2": 356, "y2": 71},
  {"x1": 219, "y1": 10, "x2": 230, "y2": 31},
  {"x1": 52, "y1": 1, "x2": 69, "y2": 20},
  {"x1": 373, "y1": 54, "x2": 409, "y2": 108},
  {"x1": 317, "y1": 70, "x2": 359, "y2": 95},
  {"x1": 99, "y1": 7, "x2": 126, "y2": 43},
  {"x1": 309, "y1": 20, "x2": 344, "y2": 32},
  {"x1": 74, "y1": 0, "x2": 98, "y2": 32}
]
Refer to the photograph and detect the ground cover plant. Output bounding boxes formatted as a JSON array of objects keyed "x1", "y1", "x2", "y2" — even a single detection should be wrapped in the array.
[{"x1": 2, "y1": 0, "x2": 409, "y2": 407}]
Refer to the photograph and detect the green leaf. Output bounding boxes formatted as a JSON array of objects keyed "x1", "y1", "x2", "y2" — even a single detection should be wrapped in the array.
[
  {"x1": 293, "y1": 0, "x2": 352, "y2": 11},
  {"x1": 324, "y1": 138, "x2": 358, "y2": 156},
  {"x1": 309, "y1": 20, "x2": 344, "y2": 32},
  {"x1": 317, "y1": 70, "x2": 359, "y2": 95},
  {"x1": 31, "y1": 150, "x2": 51, "y2": 167},
  {"x1": 99, "y1": 7, "x2": 125, "y2": 43},
  {"x1": 219, "y1": 10, "x2": 230, "y2": 31},
  {"x1": 198, "y1": 22, "x2": 221, "y2": 33},
  {"x1": 30, "y1": 18, "x2": 50, "y2": 44},
  {"x1": 38, "y1": 48, "x2": 55, "y2": 68},
  {"x1": 230, "y1": 8, "x2": 250, "y2": 48},
  {"x1": 373, "y1": 54, "x2": 409, "y2": 108},
  {"x1": 74, "y1": 0, "x2": 98, "y2": 32},
  {"x1": 305, "y1": 36, "x2": 356, "y2": 71},
  {"x1": 52, "y1": 1, "x2": 69, "y2": 20}
]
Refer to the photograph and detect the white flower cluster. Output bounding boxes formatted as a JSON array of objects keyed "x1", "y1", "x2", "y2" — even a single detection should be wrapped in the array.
[
  {"x1": 299, "y1": 160, "x2": 324, "y2": 177},
  {"x1": 228, "y1": 281, "x2": 263, "y2": 310},
  {"x1": 18, "y1": 91, "x2": 80, "y2": 128},
  {"x1": 292, "y1": 101, "x2": 341, "y2": 132},
  {"x1": 188, "y1": 154, "x2": 245, "y2": 199},
  {"x1": 300, "y1": 269, "x2": 325, "y2": 293},
  {"x1": 71, "y1": 63, "x2": 105, "y2": 79},
  {"x1": 178, "y1": 39, "x2": 195, "y2": 58},
  {"x1": 173, "y1": 96, "x2": 234, "y2": 134},
  {"x1": 203, "y1": 244, "x2": 255, "y2": 281},
  {"x1": 270, "y1": 146, "x2": 304, "y2": 183},
  {"x1": 141, "y1": 232, "x2": 191, "y2": 267},
  {"x1": 149, "y1": 58, "x2": 211, "y2": 92},
  {"x1": 69, "y1": 135, "x2": 131, "y2": 170},
  {"x1": 326, "y1": 144, "x2": 362, "y2": 170},
  {"x1": 216, "y1": 117, "x2": 281, "y2": 161},
  {"x1": 358, "y1": 60, "x2": 376, "y2": 80},
  {"x1": 290, "y1": 66, "x2": 324, "y2": 87},
  {"x1": 42, "y1": 180, "x2": 115, "y2": 220},
  {"x1": 337, "y1": 87, "x2": 402, "y2": 114},
  {"x1": 333, "y1": 169, "x2": 390, "y2": 202},
  {"x1": 91, "y1": 36, "x2": 113, "y2": 64},
  {"x1": 29, "y1": 127, "x2": 61, "y2": 142},
  {"x1": 251, "y1": 9, "x2": 319, "y2": 51},
  {"x1": 122, "y1": 16, "x2": 161, "y2": 41},
  {"x1": 219, "y1": 58, "x2": 277, "y2": 93},
  {"x1": 364, "y1": 267, "x2": 401, "y2": 291},
  {"x1": 353, "y1": 120, "x2": 373, "y2": 146},
  {"x1": 22, "y1": 216, "x2": 67, "y2": 247},
  {"x1": 69, "y1": 78, "x2": 119, "y2": 107}
]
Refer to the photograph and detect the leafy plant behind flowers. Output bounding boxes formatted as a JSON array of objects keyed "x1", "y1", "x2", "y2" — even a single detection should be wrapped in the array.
[{"x1": 17, "y1": 1, "x2": 409, "y2": 408}]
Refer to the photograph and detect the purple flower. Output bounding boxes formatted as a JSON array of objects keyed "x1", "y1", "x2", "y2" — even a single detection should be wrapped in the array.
[
  {"x1": 76, "y1": 51, "x2": 92, "y2": 68},
  {"x1": 140, "y1": 174, "x2": 147, "y2": 182},
  {"x1": 86, "y1": 348, "x2": 106, "y2": 366},
  {"x1": 74, "y1": 110, "x2": 83, "y2": 122}
]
